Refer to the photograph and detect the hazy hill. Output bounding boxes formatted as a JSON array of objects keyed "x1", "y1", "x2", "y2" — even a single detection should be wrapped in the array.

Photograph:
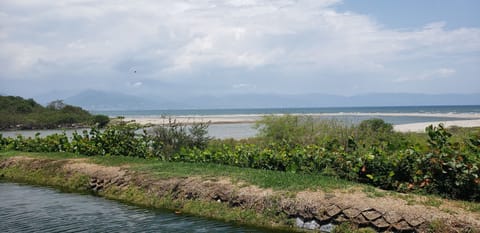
[
  {"x1": 61, "y1": 90, "x2": 480, "y2": 110},
  {"x1": 64, "y1": 90, "x2": 176, "y2": 110},
  {"x1": 349, "y1": 93, "x2": 480, "y2": 106}
]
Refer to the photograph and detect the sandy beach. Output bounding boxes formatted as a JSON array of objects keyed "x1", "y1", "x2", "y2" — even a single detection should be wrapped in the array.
[
  {"x1": 122, "y1": 115, "x2": 261, "y2": 125},
  {"x1": 394, "y1": 119, "x2": 480, "y2": 132},
  {"x1": 123, "y1": 112, "x2": 480, "y2": 133}
]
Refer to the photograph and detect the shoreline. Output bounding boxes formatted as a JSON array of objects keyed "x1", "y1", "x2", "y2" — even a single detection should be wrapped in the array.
[
  {"x1": 123, "y1": 112, "x2": 480, "y2": 132},
  {"x1": 394, "y1": 119, "x2": 480, "y2": 132},
  {"x1": 122, "y1": 112, "x2": 480, "y2": 119},
  {"x1": 2, "y1": 113, "x2": 479, "y2": 136}
]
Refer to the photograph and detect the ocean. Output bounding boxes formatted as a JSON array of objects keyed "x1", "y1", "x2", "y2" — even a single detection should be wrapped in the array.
[{"x1": 93, "y1": 105, "x2": 480, "y2": 117}]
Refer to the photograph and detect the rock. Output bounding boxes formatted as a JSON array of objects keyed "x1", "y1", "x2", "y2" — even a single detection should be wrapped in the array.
[
  {"x1": 362, "y1": 209, "x2": 382, "y2": 221},
  {"x1": 404, "y1": 215, "x2": 425, "y2": 227},
  {"x1": 372, "y1": 217, "x2": 390, "y2": 228},
  {"x1": 319, "y1": 223, "x2": 336, "y2": 233},
  {"x1": 111, "y1": 177, "x2": 119, "y2": 184},
  {"x1": 353, "y1": 214, "x2": 369, "y2": 225},
  {"x1": 384, "y1": 212, "x2": 403, "y2": 224},
  {"x1": 393, "y1": 220, "x2": 412, "y2": 231},
  {"x1": 314, "y1": 207, "x2": 332, "y2": 221},
  {"x1": 295, "y1": 217, "x2": 304, "y2": 228},
  {"x1": 335, "y1": 214, "x2": 349, "y2": 223},
  {"x1": 326, "y1": 205, "x2": 342, "y2": 217},
  {"x1": 295, "y1": 217, "x2": 321, "y2": 230},
  {"x1": 303, "y1": 220, "x2": 320, "y2": 230},
  {"x1": 343, "y1": 208, "x2": 361, "y2": 218}
]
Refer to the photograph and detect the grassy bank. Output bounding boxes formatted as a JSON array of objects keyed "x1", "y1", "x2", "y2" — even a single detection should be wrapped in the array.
[
  {"x1": 1, "y1": 151, "x2": 479, "y2": 232},
  {"x1": 0, "y1": 152, "x2": 286, "y2": 232},
  {"x1": 0, "y1": 151, "x2": 367, "y2": 232},
  {"x1": 0, "y1": 151, "x2": 352, "y2": 192}
]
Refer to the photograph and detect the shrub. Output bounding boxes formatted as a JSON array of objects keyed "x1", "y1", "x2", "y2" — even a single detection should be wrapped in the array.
[
  {"x1": 255, "y1": 115, "x2": 310, "y2": 145},
  {"x1": 92, "y1": 115, "x2": 110, "y2": 128},
  {"x1": 150, "y1": 118, "x2": 211, "y2": 159},
  {"x1": 69, "y1": 122, "x2": 150, "y2": 158},
  {"x1": 255, "y1": 115, "x2": 354, "y2": 148},
  {"x1": 415, "y1": 124, "x2": 480, "y2": 200}
]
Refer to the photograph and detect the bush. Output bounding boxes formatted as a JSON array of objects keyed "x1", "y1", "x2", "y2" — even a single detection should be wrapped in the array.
[
  {"x1": 150, "y1": 118, "x2": 211, "y2": 159},
  {"x1": 358, "y1": 118, "x2": 393, "y2": 133},
  {"x1": 70, "y1": 122, "x2": 149, "y2": 157},
  {"x1": 255, "y1": 115, "x2": 354, "y2": 148},
  {"x1": 255, "y1": 115, "x2": 310, "y2": 145},
  {"x1": 415, "y1": 124, "x2": 480, "y2": 200},
  {"x1": 354, "y1": 118, "x2": 410, "y2": 153},
  {"x1": 92, "y1": 115, "x2": 110, "y2": 128}
]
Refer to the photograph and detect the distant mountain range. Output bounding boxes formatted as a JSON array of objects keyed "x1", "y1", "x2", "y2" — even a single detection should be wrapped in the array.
[
  {"x1": 55, "y1": 90, "x2": 480, "y2": 110},
  {"x1": 63, "y1": 90, "x2": 176, "y2": 110}
]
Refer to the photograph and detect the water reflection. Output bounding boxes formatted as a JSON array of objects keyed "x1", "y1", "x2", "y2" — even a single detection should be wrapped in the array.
[
  {"x1": 0, "y1": 123, "x2": 258, "y2": 140},
  {"x1": 0, "y1": 182, "x2": 270, "y2": 233}
]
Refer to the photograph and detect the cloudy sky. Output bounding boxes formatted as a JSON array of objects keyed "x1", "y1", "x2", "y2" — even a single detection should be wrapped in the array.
[{"x1": 1, "y1": 0, "x2": 479, "y2": 99}]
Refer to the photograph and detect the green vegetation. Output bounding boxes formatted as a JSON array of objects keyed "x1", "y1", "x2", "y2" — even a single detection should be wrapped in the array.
[
  {"x1": 1, "y1": 114, "x2": 479, "y2": 201},
  {"x1": 0, "y1": 95, "x2": 109, "y2": 130},
  {"x1": 0, "y1": 161, "x2": 90, "y2": 193},
  {"x1": 0, "y1": 151, "x2": 350, "y2": 192}
]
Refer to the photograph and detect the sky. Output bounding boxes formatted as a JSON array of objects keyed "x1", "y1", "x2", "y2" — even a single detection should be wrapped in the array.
[{"x1": 0, "y1": 0, "x2": 479, "y2": 99}]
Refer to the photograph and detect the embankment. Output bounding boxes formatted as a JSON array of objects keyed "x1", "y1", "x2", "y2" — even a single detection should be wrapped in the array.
[{"x1": 1, "y1": 155, "x2": 479, "y2": 232}]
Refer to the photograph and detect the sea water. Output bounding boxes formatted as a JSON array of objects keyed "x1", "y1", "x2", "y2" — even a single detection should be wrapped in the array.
[{"x1": 93, "y1": 105, "x2": 480, "y2": 117}]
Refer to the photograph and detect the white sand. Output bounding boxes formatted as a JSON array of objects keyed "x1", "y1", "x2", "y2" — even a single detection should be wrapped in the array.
[
  {"x1": 122, "y1": 112, "x2": 480, "y2": 132},
  {"x1": 122, "y1": 115, "x2": 261, "y2": 125},
  {"x1": 394, "y1": 119, "x2": 480, "y2": 132}
]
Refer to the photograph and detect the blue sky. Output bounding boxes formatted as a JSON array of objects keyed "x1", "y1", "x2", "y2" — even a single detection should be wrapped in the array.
[
  {"x1": 0, "y1": 0, "x2": 479, "y2": 100},
  {"x1": 337, "y1": 0, "x2": 480, "y2": 29}
]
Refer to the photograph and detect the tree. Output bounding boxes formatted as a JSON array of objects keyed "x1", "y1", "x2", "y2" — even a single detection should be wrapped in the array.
[
  {"x1": 92, "y1": 115, "x2": 110, "y2": 128},
  {"x1": 47, "y1": 100, "x2": 66, "y2": 110}
]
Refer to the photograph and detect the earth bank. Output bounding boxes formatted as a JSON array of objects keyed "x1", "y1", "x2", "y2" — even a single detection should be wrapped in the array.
[{"x1": 0, "y1": 155, "x2": 478, "y2": 232}]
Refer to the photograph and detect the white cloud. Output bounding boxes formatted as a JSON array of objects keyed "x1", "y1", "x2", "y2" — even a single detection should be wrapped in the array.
[
  {"x1": 232, "y1": 83, "x2": 256, "y2": 89},
  {"x1": 0, "y1": 0, "x2": 479, "y2": 95},
  {"x1": 437, "y1": 68, "x2": 456, "y2": 77},
  {"x1": 66, "y1": 40, "x2": 87, "y2": 49},
  {"x1": 394, "y1": 68, "x2": 457, "y2": 82}
]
